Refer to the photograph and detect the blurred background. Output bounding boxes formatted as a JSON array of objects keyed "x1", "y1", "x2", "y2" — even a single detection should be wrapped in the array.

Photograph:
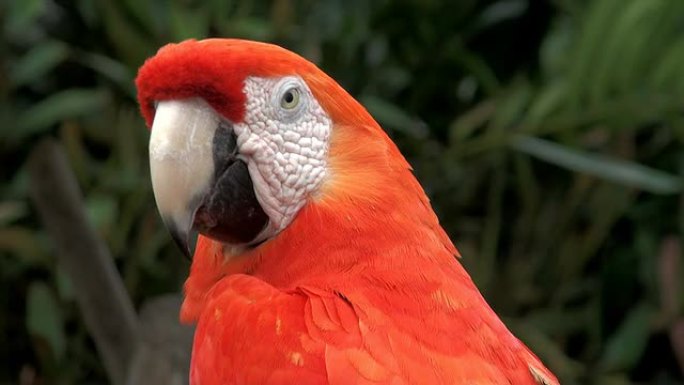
[{"x1": 2, "y1": 0, "x2": 684, "y2": 384}]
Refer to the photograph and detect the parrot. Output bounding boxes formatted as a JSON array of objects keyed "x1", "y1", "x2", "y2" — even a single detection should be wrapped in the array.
[{"x1": 136, "y1": 38, "x2": 559, "y2": 385}]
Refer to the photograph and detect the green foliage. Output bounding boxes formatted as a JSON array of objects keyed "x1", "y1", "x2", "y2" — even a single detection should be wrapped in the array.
[
  {"x1": 26, "y1": 282, "x2": 66, "y2": 364},
  {"x1": 2, "y1": 0, "x2": 684, "y2": 384}
]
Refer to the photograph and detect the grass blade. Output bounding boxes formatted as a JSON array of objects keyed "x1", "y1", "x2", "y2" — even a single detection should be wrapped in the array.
[{"x1": 512, "y1": 135, "x2": 683, "y2": 194}]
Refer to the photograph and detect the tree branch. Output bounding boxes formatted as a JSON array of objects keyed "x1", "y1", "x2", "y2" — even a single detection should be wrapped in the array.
[{"x1": 28, "y1": 139, "x2": 140, "y2": 385}]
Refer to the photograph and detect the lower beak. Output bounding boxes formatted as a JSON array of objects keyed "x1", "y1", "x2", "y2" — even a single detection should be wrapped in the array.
[{"x1": 148, "y1": 98, "x2": 269, "y2": 258}]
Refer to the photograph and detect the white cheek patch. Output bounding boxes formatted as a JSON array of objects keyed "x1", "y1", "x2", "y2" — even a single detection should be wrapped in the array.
[{"x1": 233, "y1": 76, "x2": 331, "y2": 235}]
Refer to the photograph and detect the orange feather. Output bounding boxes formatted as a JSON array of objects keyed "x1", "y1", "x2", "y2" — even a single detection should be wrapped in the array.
[{"x1": 136, "y1": 39, "x2": 559, "y2": 385}]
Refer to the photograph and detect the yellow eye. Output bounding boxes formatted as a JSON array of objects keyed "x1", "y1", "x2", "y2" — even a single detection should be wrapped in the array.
[{"x1": 280, "y1": 87, "x2": 300, "y2": 109}]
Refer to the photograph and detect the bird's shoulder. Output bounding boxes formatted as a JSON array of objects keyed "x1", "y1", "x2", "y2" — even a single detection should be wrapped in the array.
[{"x1": 192, "y1": 273, "x2": 557, "y2": 385}]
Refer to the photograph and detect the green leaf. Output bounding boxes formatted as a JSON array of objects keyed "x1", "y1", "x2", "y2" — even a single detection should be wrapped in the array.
[
  {"x1": 5, "y1": 0, "x2": 45, "y2": 34},
  {"x1": 651, "y1": 38, "x2": 684, "y2": 91},
  {"x1": 229, "y1": 17, "x2": 274, "y2": 41},
  {"x1": 170, "y1": 0, "x2": 209, "y2": 40},
  {"x1": 361, "y1": 95, "x2": 428, "y2": 139},
  {"x1": 525, "y1": 81, "x2": 567, "y2": 125},
  {"x1": 449, "y1": 99, "x2": 496, "y2": 142},
  {"x1": 587, "y1": 0, "x2": 660, "y2": 102},
  {"x1": 489, "y1": 82, "x2": 532, "y2": 130},
  {"x1": 14, "y1": 89, "x2": 108, "y2": 140},
  {"x1": 539, "y1": 18, "x2": 573, "y2": 77},
  {"x1": 85, "y1": 194, "x2": 118, "y2": 233},
  {"x1": 512, "y1": 136, "x2": 683, "y2": 194},
  {"x1": 566, "y1": 0, "x2": 623, "y2": 106},
  {"x1": 599, "y1": 302, "x2": 654, "y2": 372},
  {"x1": 97, "y1": 0, "x2": 157, "y2": 67},
  {"x1": 608, "y1": 2, "x2": 663, "y2": 99},
  {"x1": 10, "y1": 41, "x2": 70, "y2": 88},
  {"x1": 474, "y1": 0, "x2": 527, "y2": 32},
  {"x1": 77, "y1": 52, "x2": 136, "y2": 98},
  {"x1": 55, "y1": 266, "x2": 75, "y2": 302},
  {"x1": 26, "y1": 282, "x2": 66, "y2": 361},
  {"x1": 121, "y1": 0, "x2": 158, "y2": 34}
]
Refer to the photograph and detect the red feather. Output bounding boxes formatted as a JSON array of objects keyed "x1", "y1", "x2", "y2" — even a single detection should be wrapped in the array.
[{"x1": 136, "y1": 39, "x2": 559, "y2": 385}]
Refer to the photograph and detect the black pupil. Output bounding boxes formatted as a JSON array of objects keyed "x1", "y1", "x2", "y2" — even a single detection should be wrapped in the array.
[{"x1": 284, "y1": 90, "x2": 294, "y2": 104}]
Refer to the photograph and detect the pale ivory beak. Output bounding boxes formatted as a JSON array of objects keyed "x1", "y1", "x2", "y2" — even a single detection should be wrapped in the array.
[{"x1": 148, "y1": 98, "x2": 219, "y2": 257}]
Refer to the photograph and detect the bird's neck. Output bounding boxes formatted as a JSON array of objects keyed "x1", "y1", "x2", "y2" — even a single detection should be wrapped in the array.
[
  {"x1": 181, "y1": 133, "x2": 461, "y2": 321},
  {"x1": 247, "y1": 166, "x2": 459, "y2": 288}
]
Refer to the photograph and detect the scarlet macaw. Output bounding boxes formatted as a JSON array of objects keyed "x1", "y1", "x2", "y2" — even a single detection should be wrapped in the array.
[{"x1": 136, "y1": 39, "x2": 558, "y2": 385}]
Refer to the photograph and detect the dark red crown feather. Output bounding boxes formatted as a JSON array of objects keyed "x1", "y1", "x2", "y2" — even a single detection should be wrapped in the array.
[{"x1": 135, "y1": 39, "x2": 318, "y2": 127}]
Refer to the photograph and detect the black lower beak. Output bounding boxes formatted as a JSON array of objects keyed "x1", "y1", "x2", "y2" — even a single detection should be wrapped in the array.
[
  {"x1": 164, "y1": 123, "x2": 269, "y2": 259},
  {"x1": 193, "y1": 159, "x2": 269, "y2": 246}
]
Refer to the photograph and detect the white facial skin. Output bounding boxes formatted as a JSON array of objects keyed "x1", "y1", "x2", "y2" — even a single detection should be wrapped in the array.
[
  {"x1": 234, "y1": 76, "x2": 332, "y2": 239},
  {"x1": 148, "y1": 76, "x2": 331, "y2": 249}
]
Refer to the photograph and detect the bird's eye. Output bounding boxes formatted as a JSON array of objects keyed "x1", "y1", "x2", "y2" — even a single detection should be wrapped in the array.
[
  {"x1": 272, "y1": 78, "x2": 308, "y2": 119},
  {"x1": 280, "y1": 87, "x2": 300, "y2": 110}
]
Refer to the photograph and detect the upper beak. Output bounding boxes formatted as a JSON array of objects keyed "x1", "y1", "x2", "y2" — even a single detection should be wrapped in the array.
[{"x1": 149, "y1": 98, "x2": 269, "y2": 258}]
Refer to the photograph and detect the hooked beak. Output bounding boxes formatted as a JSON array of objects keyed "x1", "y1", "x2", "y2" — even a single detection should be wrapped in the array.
[{"x1": 149, "y1": 98, "x2": 269, "y2": 258}]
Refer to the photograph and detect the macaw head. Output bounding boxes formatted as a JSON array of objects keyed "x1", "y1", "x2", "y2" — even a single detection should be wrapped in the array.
[{"x1": 136, "y1": 39, "x2": 455, "y2": 321}]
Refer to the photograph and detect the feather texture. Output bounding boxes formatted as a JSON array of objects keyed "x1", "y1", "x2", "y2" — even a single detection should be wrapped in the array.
[{"x1": 136, "y1": 39, "x2": 559, "y2": 385}]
